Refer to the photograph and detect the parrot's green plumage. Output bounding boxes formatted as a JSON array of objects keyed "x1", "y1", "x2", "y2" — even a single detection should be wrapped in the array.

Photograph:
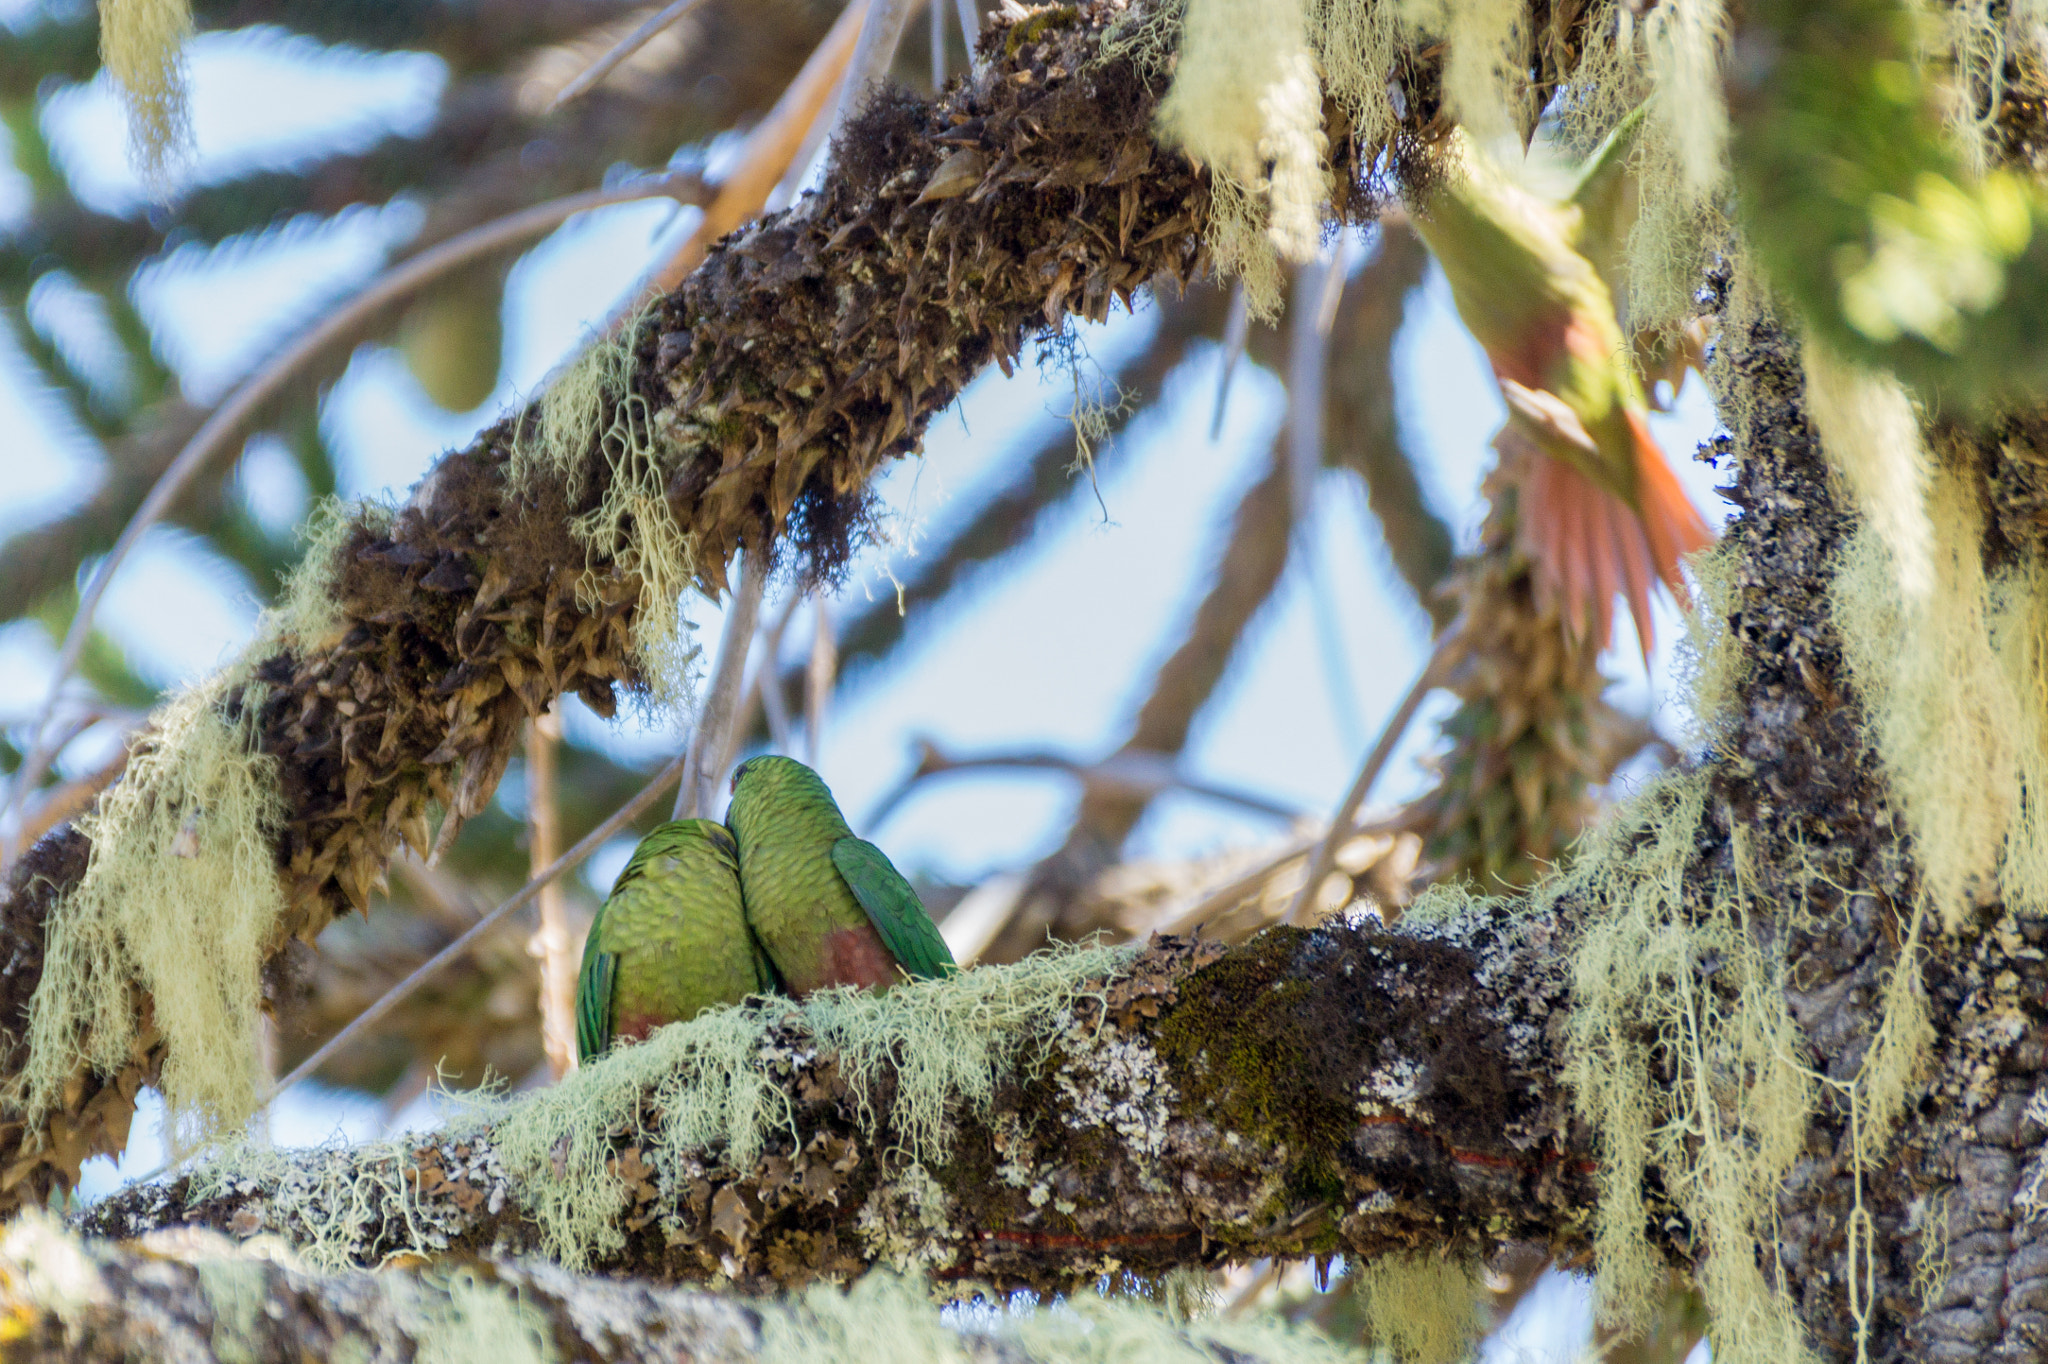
[
  {"x1": 575, "y1": 818, "x2": 773, "y2": 1063},
  {"x1": 725, "y1": 756, "x2": 955, "y2": 994}
]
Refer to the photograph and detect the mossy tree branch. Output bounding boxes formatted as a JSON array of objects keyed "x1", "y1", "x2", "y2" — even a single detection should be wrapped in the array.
[
  {"x1": 11, "y1": 4, "x2": 2048, "y2": 1359},
  {"x1": 84, "y1": 927, "x2": 1598, "y2": 1289},
  {"x1": 0, "y1": 1216, "x2": 1355, "y2": 1364}
]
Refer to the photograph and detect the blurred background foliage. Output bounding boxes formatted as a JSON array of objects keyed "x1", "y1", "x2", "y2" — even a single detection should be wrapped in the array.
[{"x1": 0, "y1": 0, "x2": 1721, "y2": 1352}]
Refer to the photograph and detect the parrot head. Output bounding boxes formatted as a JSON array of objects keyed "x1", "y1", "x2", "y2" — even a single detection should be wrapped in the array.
[
  {"x1": 730, "y1": 754, "x2": 825, "y2": 800},
  {"x1": 730, "y1": 754, "x2": 787, "y2": 795}
]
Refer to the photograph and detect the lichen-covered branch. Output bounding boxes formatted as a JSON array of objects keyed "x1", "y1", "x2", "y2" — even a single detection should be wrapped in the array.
[
  {"x1": 85, "y1": 927, "x2": 1597, "y2": 1291},
  {"x1": 0, "y1": 1214, "x2": 1360, "y2": 1364}
]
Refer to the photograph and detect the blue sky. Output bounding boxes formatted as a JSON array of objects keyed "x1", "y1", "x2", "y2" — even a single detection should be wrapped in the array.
[{"x1": 4, "y1": 20, "x2": 1721, "y2": 1352}]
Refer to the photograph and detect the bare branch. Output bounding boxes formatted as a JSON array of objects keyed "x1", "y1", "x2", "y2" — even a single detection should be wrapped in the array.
[
  {"x1": 544, "y1": 0, "x2": 718, "y2": 112},
  {"x1": 678, "y1": 544, "x2": 772, "y2": 819},
  {"x1": 865, "y1": 739, "x2": 1304, "y2": 830},
  {"x1": 10, "y1": 744, "x2": 132, "y2": 857}
]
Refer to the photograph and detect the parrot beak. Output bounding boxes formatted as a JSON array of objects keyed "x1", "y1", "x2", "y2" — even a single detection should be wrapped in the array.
[{"x1": 729, "y1": 761, "x2": 747, "y2": 794}]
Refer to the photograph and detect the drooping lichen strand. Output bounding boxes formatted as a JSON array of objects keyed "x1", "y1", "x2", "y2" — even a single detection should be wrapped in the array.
[
  {"x1": 1829, "y1": 459, "x2": 2048, "y2": 928},
  {"x1": 1347, "y1": 1254, "x2": 1487, "y2": 1364},
  {"x1": 511, "y1": 311, "x2": 701, "y2": 705},
  {"x1": 757, "y1": 1269, "x2": 1370, "y2": 1364},
  {"x1": 1803, "y1": 342, "x2": 1936, "y2": 600},
  {"x1": 98, "y1": 0, "x2": 194, "y2": 180},
  {"x1": 1559, "y1": 760, "x2": 1933, "y2": 1359},
  {"x1": 1153, "y1": 0, "x2": 1327, "y2": 306},
  {"x1": 13, "y1": 676, "x2": 285, "y2": 1143},
  {"x1": 1559, "y1": 773, "x2": 1822, "y2": 1355}
]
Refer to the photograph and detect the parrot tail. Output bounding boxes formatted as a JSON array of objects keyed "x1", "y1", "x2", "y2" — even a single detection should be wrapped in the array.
[{"x1": 1513, "y1": 417, "x2": 1714, "y2": 659}]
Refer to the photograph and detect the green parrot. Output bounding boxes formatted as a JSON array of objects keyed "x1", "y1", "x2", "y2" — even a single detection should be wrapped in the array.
[
  {"x1": 1408, "y1": 121, "x2": 1713, "y2": 654},
  {"x1": 725, "y1": 755, "x2": 955, "y2": 993},
  {"x1": 575, "y1": 818, "x2": 775, "y2": 1063}
]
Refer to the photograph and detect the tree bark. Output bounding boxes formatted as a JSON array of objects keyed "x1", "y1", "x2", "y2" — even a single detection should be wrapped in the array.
[
  {"x1": 0, "y1": 1215, "x2": 1340, "y2": 1363},
  {"x1": 85, "y1": 928, "x2": 1596, "y2": 1290}
]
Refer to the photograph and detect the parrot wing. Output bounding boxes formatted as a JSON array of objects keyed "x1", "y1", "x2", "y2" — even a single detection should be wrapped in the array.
[
  {"x1": 830, "y1": 837, "x2": 956, "y2": 981},
  {"x1": 576, "y1": 934, "x2": 616, "y2": 1063},
  {"x1": 751, "y1": 927, "x2": 783, "y2": 994}
]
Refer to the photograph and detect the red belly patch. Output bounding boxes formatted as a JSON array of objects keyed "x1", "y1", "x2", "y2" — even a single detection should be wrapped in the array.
[{"x1": 815, "y1": 924, "x2": 902, "y2": 992}]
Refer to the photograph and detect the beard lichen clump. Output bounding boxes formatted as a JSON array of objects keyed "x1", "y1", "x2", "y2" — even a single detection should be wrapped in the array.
[
  {"x1": 1559, "y1": 773, "x2": 1818, "y2": 1357},
  {"x1": 98, "y1": 0, "x2": 195, "y2": 180},
  {"x1": 475, "y1": 940, "x2": 1136, "y2": 1270},
  {"x1": 13, "y1": 675, "x2": 286, "y2": 1145},
  {"x1": 510, "y1": 312, "x2": 701, "y2": 707},
  {"x1": 1830, "y1": 455, "x2": 2048, "y2": 928},
  {"x1": 1150, "y1": 0, "x2": 1329, "y2": 311},
  {"x1": 1346, "y1": 1254, "x2": 1486, "y2": 1364},
  {"x1": 1127, "y1": 0, "x2": 1739, "y2": 342},
  {"x1": 1559, "y1": 766, "x2": 1932, "y2": 1361},
  {"x1": 759, "y1": 1268, "x2": 1368, "y2": 1364}
]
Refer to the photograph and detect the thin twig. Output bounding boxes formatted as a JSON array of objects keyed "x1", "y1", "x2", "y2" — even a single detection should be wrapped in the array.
[
  {"x1": 645, "y1": 0, "x2": 870, "y2": 294},
  {"x1": 865, "y1": 742, "x2": 1303, "y2": 832},
  {"x1": 1279, "y1": 644, "x2": 1449, "y2": 926},
  {"x1": 677, "y1": 543, "x2": 771, "y2": 820},
  {"x1": 525, "y1": 709, "x2": 577, "y2": 1080},
  {"x1": 726, "y1": 591, "x2": 803, "y2": 769},
  {"x1": 805, "y1": 596, "x2": 837, "y2": 767},
  {"x1": 545, "y1": 0, "x2": 716, "y2": 113},
  {"x1": 1209, "y1": 282, "x2": 1250, "y2": 439},
  {"x1": 930, "y1": 0, "x2": 946, "y2": 88},
  {"x1": 1152, "y1": 835, "x2": 1318, "y2": 937},
  {"x1": 954, "y1": 0, "x2": 981, "y2": 71},
  {"x1": 11, "y1": 743, "x2": 132, "y2": 854},
  {"x1": 266, "y1": 750, "x2": 690, "y2": 1103},
  {"x1": 0, "y1": 170, "x2": 711, "y2": 857}
]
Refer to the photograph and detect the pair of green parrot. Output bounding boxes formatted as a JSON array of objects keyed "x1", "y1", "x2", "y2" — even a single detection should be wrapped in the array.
[{"x1": 574, "y1": 755, "x2": 955, "y2": 1063}]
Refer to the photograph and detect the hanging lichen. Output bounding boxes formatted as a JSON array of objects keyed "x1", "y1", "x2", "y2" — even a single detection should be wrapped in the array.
[
  {"x1": 1831, "y1": 457, "x2": 2048, "y2": 928},
  {"x1": 12, "y1": 676, "x2": 286, "y2": 1145},
  {"x1": 510, "y1": 311, "x2": 702, "y2": 706},
  {"x1": 1152, "y1": 0, "x2": 1328, "y2": 310},
  {"x1": 98, "y1": 0, "x2": 194, "y2": 181}
]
